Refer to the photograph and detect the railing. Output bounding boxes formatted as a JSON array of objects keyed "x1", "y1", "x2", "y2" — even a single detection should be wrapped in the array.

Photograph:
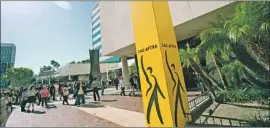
[
  {"x1": 185, "y1": 113, "x2": 254, "y2": 127},
  {"x1": 188, "y1": 91, "x2": 210, "y2": 110}
]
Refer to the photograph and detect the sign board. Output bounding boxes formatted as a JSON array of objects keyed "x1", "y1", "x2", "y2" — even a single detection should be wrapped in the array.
[{"x1": 130, "y1": 1, "x2": 191, "y2": 127}]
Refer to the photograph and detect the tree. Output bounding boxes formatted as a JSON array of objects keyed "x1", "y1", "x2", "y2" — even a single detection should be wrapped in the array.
[
  {"x1": 179, "y1": 44, "x2": 220, "y2": 101},
  {"x1": 69, "y1": 61, "x2": 76, "y2": 64},
  {"x1": 51, "y1": 60, "x2": 60, "y2": 70},
  {"x1": 130, "y1": 63, "x2": 138, "y2": 74},
  {"x1": 5, "y1": 67, "x2": 34, "y2": 87},
  {"x1": 198, "y1": 1, "x2": 269, "y2": 84}
]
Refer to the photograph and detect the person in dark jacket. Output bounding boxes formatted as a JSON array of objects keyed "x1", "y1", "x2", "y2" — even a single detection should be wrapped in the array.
[
  {"x1": 114, "y1": 78, "x2": 119, "y2": 90},
  {"x1": 129, "y1": 74, "x2": 136, "y2": 97},
  {"x1": 36, "y1": 86, "x2": 42, "y2": 106},
  {"x1": 21, "y1": 88, "x2": 28, "y2": 112},
  {"x1": 49, "y1": 85, "x2": 56, "y2": 101}
]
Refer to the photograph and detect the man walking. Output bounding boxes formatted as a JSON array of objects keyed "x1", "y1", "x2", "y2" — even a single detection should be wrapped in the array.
[
  {"x1": 129, "y1": 74, "x2": 136, "y2": 97},
  {"x1": 76, "y1": 81, "x2": 86, "y2": 106},
  {"x1": 114, "y1": 77, "x2": 119, "y2": 90},
  {"x1": 92, "y1": 77, "x2": 101, "y2": 101},
  {"x1": 101, "y1": 77, "x2": 106, "y2": 95}
]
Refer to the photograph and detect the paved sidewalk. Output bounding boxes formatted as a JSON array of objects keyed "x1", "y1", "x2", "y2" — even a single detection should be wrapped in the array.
[
  {"x1": 5, "y1": 105, "x2": 121, "y2": 127},
  {"x1": 76, "y1": 105, "x2": 145, "y2": 127},
  {"x1": 5, "y1": 88, "x2": 200, "y2": 127}
]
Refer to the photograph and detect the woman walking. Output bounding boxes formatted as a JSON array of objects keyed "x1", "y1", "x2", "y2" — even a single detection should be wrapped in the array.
[
  {"x1": 27, "y1": 85, "x2": 36, "y2": 113},
  {"x1": 62, "y1": 85, "x2": 69, "y2": 105},
  {"x1": 119, "y1": 76, "x2": 126, "y2": 96},
  {"x1": 40, "y1": 86, "x2": 49, "y2": 107}
]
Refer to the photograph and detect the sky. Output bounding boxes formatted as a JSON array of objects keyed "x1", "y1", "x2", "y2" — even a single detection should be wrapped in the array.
[{"x1": 1, "y1": 1, "x2": 96, "y2": 74}]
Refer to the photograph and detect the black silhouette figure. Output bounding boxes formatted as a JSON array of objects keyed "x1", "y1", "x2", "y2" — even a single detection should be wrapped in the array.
[
  {"x1": 141, "y1": 55, "x2": 166, "y2": 125},
  {"x1": 165, "y1": 50, "x2": 186, "y2": 127}
]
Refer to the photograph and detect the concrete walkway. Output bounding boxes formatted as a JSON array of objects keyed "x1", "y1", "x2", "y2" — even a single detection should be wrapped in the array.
[
  {"x1": 5, "y1": 87, "x2": 146, "y2": 127},
  {"x1": 76, "y1": 105, "x2": 145, "y2": 127}
]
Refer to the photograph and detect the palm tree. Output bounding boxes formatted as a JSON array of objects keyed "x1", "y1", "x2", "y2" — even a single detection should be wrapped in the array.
[
  {"x1": 51, "y1": 60, "x2": 60, "y2": 70},
  {"x1": 197, "y1": 15, "x2": 231, "y2": 90},
  {"x1": 224, "y1": 1, "x2": 269, "y2": 78},
  {"x1": 179, "y1": 44, "x2": 221, "y2": 101},
  {"x1": 198, "y1": 2, "x2": 269, "y2": 84}
]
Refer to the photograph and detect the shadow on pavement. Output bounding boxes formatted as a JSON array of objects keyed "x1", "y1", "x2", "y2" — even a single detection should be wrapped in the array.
[
  {"x1": 100, "y1": 100, "x2": 117, "y2": 102},
  {"x1": 186, "y1": 112, "x2": 255, "y2": 127},
  {"x1": 26, "y1": 110, "x2": 46, "y2": 114},
  {"x1": 83, "y1": 102, "x2": 105, "y2": 108},
  {"x1": 46, "y1": 104, "x2": 57, "y2": 110},
  {"x1": 106, "y1": 93, "x2": 142, "y2": 97}
]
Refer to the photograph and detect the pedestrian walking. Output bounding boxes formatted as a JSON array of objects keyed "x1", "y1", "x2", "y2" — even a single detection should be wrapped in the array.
[
  {"x1": 119, "y1": 76, "x2": 126, "y2": 96},
  {"x1": 128, "y1": 74, "x2": 136, "y2": 97},
  {"x1": 40, "y1": 86, "x2": 49, "y2": 107},
  {"x1": 36, "y1": 85, "x2": 42, "y2": 106},
  {"x1": 92, "y1": 77, "x2": 100, "y2": 101},
  {"x1": 76, "y1": 81, "x2": 86, "y2": 106},
  {"x1": 114, "y1": 77, "x2": 119, "y2": 90},
  {"x1": 59, "y1": 84, "x2": 64, "y2": 100},
  {"x1": 21, "y1": 88, "x2": 28, "y2": 112},
  {"x1": 27, "y1": 85, "x2": 36, "y2": 113},
  {"x1": 101, "y1": 78, "x2": 106, "y2": 95},
  {"x1": 18, "y1": 87, "x2": 23, "y2": 104},
  {"x1": 62, "y1": 85, "x2": 69, "y2": 105},
  {"x1": 6, "y1": 92, "x2": 13, "y2": 112},
  {"x1": 49, "y1": 84, "x2": 56, "y2": 101}
]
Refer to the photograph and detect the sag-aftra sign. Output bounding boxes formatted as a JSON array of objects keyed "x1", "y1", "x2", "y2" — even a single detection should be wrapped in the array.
[{"x1": 130, "y1": 1, "x2": 191, "y2": 127}]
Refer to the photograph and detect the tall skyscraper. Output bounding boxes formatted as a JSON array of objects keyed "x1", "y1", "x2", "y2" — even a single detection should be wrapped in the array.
[
  {"x1": 1, "y1": 43, "x2": 16, "y2": 65},
  {"x1": 91, "y1": 2, "x2": 120, "y2": 63},
  {"x1": 91, "y1": 2, "x2": 102, "y2": 57},
  {"x1": 1, "y1": 43, "x2": 16, "y2": 73}
]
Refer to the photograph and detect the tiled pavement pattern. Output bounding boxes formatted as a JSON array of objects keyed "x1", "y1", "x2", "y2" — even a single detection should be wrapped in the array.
[
  {"x1": 6, "y1": 105, "x2": 121, "y2": 127},
  {"x1": 100, "y1": 90, "x2": 200, "y2": 113},
  {"x1": 5, "y1": 87, "x2": 200, "y2": 127}
]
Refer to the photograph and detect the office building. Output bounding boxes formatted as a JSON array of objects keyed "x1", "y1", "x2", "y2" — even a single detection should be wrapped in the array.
[
  {"x1": 1, "y1": 43, "x2": 16, "y2": 68},
  {"x1": 98, "y1": 1, "x2": 238, "y2": 88},
  {"x1": 91, "y1": 2, "x2": 121, "y2": 63}
]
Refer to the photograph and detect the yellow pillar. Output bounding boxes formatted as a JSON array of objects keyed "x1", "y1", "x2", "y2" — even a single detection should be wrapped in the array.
[{"x1": 130, "y1": 1, "x2": 191, "y2": 127}]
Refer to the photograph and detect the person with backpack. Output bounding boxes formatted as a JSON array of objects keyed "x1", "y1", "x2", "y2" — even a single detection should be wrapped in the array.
[{"x1": 62, "y1": 85, "x2": 69, "y2": 105}]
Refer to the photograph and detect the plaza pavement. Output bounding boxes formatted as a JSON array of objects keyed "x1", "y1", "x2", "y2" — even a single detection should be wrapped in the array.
[{"x1": 5, "y1": 87, "x2": 200, "y2": 127}]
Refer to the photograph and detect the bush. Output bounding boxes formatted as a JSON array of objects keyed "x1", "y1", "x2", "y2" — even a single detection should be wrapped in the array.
[
  {"x1": 247, "y1": 113, "x2": 270, "y2": 127},
  {"x1": 215, "y1": 87, "x2": 269, "y2": 103}
]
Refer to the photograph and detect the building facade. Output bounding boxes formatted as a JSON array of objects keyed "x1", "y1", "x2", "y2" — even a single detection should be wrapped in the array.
[
  {"x1": 1, "y1": 43, "x2": 16, "y2": 68},
  {"x1": 91, "y1": 2, "x2": 121, "y2": 63},
  {"x1": 98, "y1": 1, "x2": 238, "y2": 88}
]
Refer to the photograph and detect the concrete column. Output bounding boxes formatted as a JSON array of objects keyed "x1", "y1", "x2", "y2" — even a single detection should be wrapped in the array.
[
  {"x1": 121, "y1": 56, "x2": 130, "y2": 88},
  {"x1": 106, "y1": 67, "x2": 109, "y2": 80}
]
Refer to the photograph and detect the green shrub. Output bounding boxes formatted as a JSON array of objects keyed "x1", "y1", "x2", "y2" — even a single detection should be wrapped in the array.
[
  {"x1": 247, "y1": 113, "x2": 270, "y2": 127},
  {"x1": 215, "y1": 87, "x2": 269, "y2": 103}
]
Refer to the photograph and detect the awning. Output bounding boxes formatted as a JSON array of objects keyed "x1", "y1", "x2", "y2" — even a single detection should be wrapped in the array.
[
  {"x1": 100, "y1": 56, "x2": 135, "y2": 63},
  {"x1": 100, "y1": 56, "x2": 121, "y2": 63}
]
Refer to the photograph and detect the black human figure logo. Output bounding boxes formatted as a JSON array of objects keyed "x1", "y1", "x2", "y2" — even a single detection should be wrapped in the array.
[
  {"x1": 141, "y1": 55, "x2": 166, "y2": 125},
  {"x1": 165, "y1": 50, "x2": 186, "y2": 127}
]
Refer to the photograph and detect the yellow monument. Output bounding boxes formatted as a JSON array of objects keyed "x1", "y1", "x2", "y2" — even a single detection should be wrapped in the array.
[{"x1": 130, "y1": 1, "x2": 191, "y2": 127}]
